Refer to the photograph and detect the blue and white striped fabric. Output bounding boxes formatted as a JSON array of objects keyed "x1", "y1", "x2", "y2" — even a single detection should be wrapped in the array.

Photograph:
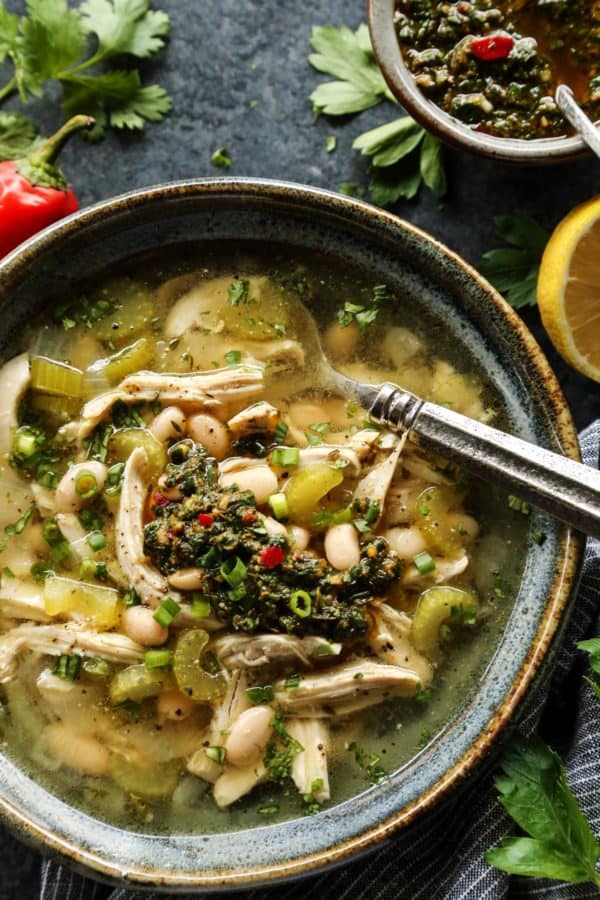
[{"x1": 39, "y1": 422, "x2": 600, "y2": 900}]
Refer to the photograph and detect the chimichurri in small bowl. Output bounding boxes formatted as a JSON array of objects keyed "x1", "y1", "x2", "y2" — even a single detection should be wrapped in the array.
[{"x1": 369, "y1": 0, "x2": 598, "y2": 162}]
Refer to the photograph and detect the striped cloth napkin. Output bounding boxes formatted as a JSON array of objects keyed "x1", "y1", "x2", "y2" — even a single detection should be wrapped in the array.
[{"x1": 39, "y1": 422, "x2": 600, "y2": 900}]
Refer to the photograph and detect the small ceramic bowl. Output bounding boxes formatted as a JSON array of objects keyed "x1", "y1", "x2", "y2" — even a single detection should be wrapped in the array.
[
  {"x1": 0, "y1": 179, "x2": 583, "y2": 890},
  {"x1": 368, "y1": 0, "x2": 589, "y2": 164}
]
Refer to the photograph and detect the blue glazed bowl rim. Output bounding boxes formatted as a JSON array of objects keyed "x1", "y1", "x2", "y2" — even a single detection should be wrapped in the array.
[{"x1": 0, "y1": 178, "x2": 583, "y2": 891}]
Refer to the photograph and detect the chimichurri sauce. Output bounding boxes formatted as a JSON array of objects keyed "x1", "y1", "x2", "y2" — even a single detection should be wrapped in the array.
[{"x1": 394, "y1": 0, "x2": 600, "y2": 139}]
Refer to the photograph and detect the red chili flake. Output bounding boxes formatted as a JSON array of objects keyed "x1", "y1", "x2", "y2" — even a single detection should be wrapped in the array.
[
  {"x1": 241, "y1": 509, "x2": 256, "y2": 525},
  {"x1": 471, "y1": 33, "x2": 514, "y2": 61},
  {"x1": 198, "y1": 513, "x2": 214, "y2": 527},
  {"x1": 152, "y1": 492, "x2": 169, "y2": 507},
  {"x1": 258, "y1": 545, "x2": 285, "y2": 569}
]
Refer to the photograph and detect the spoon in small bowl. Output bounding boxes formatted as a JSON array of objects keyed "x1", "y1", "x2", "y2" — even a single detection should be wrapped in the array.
[
  {"x1": 555, "y1": 84, "x2": 600, "y2": 160},
  {"x1": 292, "y1": 302, "x2": 600, "y2": 539}
]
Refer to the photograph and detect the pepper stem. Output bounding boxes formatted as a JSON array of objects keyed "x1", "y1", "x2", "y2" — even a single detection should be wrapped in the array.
[{"x1": 28, "y1": 115, "x2": 95, "y2": 167}]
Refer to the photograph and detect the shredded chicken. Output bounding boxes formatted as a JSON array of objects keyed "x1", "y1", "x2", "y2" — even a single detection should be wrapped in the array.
[
  {"x1": 403, "y1": 552, "x2": 469, "y2": 586},
  {"x1": 291, "y1": 444, "x2": 361, "y2": 476},
  {"x1": 0, "y1": 353, "x2": 29, "y2": 457},
  {"x1": 0, "y1": 581, "x2": 49, "y2": 623},
  {"x1": 353, "y1": 437, "x2": 406, "y2": 526},
  {"x1": 227, "y1": 401, "x2": 279, "y2": 437},
  {"x1": 67, "y1": 365, "x2": 264, "y2": 439},
  {"x1": 213, "y1": 633, "x2": 342, "y2": 670},
  {"x1": 0, "y1": 622, "x2": 144, "y2": 682},
  {"x1": 187, "y1": 670, "x2": 249, "y2": 783},
  {"x1": 287, "y1": 718, "x2": 330, "y2": 802},
  {"x1": 368, "y1": 603, "x2": 432, "y2": 685},
  {"x1": 273, "y1": 660, "x2": 421, "y2": 716}
]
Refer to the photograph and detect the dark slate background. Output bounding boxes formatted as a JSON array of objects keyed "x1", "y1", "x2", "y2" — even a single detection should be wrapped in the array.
[{"x1": 0, "y1": 1, "x2": 599, "y2": 897}]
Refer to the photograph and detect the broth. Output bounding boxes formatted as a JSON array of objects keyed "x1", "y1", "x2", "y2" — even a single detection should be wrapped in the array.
[{"x1": 0, "y1": 243, "x2": 528, "y2": 833}]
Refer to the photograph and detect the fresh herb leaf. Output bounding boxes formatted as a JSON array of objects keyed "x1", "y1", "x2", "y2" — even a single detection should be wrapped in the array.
[
  {"x1": 326, "y1": 134, "x2": 336, "y2": 152},
  {"x1": 211, "y1": 146, "x2": 231, "y2": 167},
  {"x1": 0, "y1": 111, "x2": 40, "y2": 160},
  {"x1": 578, "y1": 639, "x2": 600, "y2": 700},
  {"x1": 479, "y1": 214, "x2": 549, "y2": 309},
  {"x1": 80, "y1": 0, "x2": 170, "y2": 59},
  {"x1": 265, "y1": 711, "x2": 303, "y2": 783},
  {"x1": 348, "y1": 741, "x2": 388, "y2": 785},
  {"x1": 486, "y1": 735, "x2": 600, "y2": 887},
  {"x1": 0, "y1": 4, "x2": 19, "y2": 66}
]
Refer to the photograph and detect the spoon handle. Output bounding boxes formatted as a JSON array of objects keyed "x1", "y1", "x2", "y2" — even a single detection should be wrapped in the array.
[
  {"x1": 555, "y1": 84, "x2": 600, "y2": 160},
  {"x1": 369, "y1": 383, "x2": 600, "y2": 539}
]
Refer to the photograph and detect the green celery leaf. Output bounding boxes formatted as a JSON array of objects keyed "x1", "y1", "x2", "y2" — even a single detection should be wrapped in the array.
[
  {"x1": 0, "y1": 3, "x2": 19, "y2": 63},
  {"x1": 486, "y1": 735, "x2": 600, "y2": 887},
  {"x1": 353, "y1": 117, "x2": 424, "y2": 166},
  {"x1": 310, "y1": 80, "x2": 382, "y2": 116},
  {"x1": 19, "y1": 0, "x2": 86, "y2": 93},
  {"x1": 487, "y1": 837, "x2": 599, "y2": 884},
  {"x1": 369, "y1": 166, "x2": 421, "y2": 206},
  {"x1": 0, "y1": 111, "x2": 40, "y2": 160},
  {"x1": 479, "y1": 214, "x2": 548, "y2": 309},
  {"x1": 80, "y1": 0, "x2": 170, "y2": 60},
  {"x1": 419, "y1": 132, "x2": 446, "y2": 199},
  {"x1": 108, "y1": 83, "x2": 171, "y2": 129}
]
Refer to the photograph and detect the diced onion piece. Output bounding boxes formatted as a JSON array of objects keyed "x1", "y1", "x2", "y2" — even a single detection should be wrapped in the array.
[
  {"x1": 284, "y1": 463, "x2": 343, "y2": 526},
  {"x1": 410, "y1": 586, "x2": 479, "y2": 660},
  {"x1": 30, "y1": 357, "x2": 84, "y2": 399},
  {"x1": 43, "y1": 574, "x2": 120, "y2": 628},
  {"x1": 110, "y1": 428, "x2": 167, "y2": 481},
  {"x1": 85, "y1": 337, "x2": 154, "y2": 388},
  {"x1": 108, "y1": 753, "x2": 179, "y2": 798},
  {"x1": 173, "y1": 629, "x2": 227, "y2": 701},
  {"x1": 109, "y1": 664, "x2": 174, "y2": 704}
]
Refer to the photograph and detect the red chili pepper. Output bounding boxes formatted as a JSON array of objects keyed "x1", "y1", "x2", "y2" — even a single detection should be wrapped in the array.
[
  {"x1": 471, "y1": 33, "x2": 514, "y2": 61},
  {"x1": 241, "y1": 509, "x2": 256, "y2": 525},
  {"x1": 152, "y1": 492, "x2": 169, "y2": 507},
  {"x1": 258, "y1": 545, "x2": 285, "y2": 569},
  {"x1": 198, "y1": 513, "x2": 214, "y2": 527},
  {"x1": 0, "y1": 115, "x2": 95, "y2": 259}
]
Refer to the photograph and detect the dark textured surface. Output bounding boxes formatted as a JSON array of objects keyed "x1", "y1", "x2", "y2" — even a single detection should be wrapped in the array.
[{"x1": 0, "y1": 1, "x2": 599, "y2": 896}]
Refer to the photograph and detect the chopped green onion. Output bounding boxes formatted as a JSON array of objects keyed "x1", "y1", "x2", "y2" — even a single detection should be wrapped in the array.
[
  {"x1": 273, "y1": 421, "x2": 288, "y2": 443},
  {"x1": 284, "y1": 675, "x2": 300, "y2": 689},
  {"x1": 258, "y1": 805, "x2": 279, "y2": 815},
  {"x1": 123, "y1": 589, "x2": 140, "y2": 607},
  {"x1": 144, "y1": 648, "x2": 172, "y2": 670},
  {"x1": 353, "y1": 518, "x2": 371, "y2": 533},
  {"x1": 353, "y1": 671, "x2": 364, "y2": 680},
  {"x1": 228, "y1": 586, "x2": 247, "y2": 602},
  {"x1": 153, "y1": 597, "x2": 181, "y2": 627},
  {"x1": 268, "y1": 492, "x2": 288, "y2": 520},
  {"x1": 190, "y1": 594, "x2": 212, "y2": 618},
  {"x1": 290, "y1": 590, "x2": 312, "y2": 618},
  {"x1": 508, "y1": 494, "x2": 530, "y2": 514},
  {"x1": 309, "y1": 422, "x2": 330, "y2": 434},
  {"x1": 365, "y1": 503, "x2": 380, "y2": 525},
  {"x1": 224, "y1": 350, "x2": 242, "y2": 366},
  {"x1": 413, "y1": 552, "x2": 436, "y2": 575},
  {"x1": 2, "y1": 566, "x2": 14, "y2": 579},
  {"x1": 204, "y1": 745, "x2": 226, "y2": 765},
  {"x1": 220, "y1": 556, "x2": 247, "y2": 588},
  {"x1": 80, "y1": 558, "x2": 100, "y2": 580},
  {"x1": 52, "y1": 654, "x2": 81, "y2": 681},
  {"x1": 198, "y1": 547, "x2": 218, "y2": 567},
  {"x1": 311, "y1": 642, "x2": 335, "y2": 657},
  {"x1": 417, "y1": 503, "x2": 430, "y2": 517},
  {"x1": 42, "y1": 519, "x2": 62, "y2": 546},
  {"x1": 246, "y1": 684, "x2": 274, "y2": 704},
  {"x1": 14, "y1": 430, "x2": 38, "y2": 457},
  {"x1": 75, "y1": 470, "x2": 98, "y2": 499},
  {"x1": 271, "y1": 447, "x2": 300, "y2": 468},
  {"x1": 5, "y1": 504, "x2": 35, "y2": 536},
  {"x1": 87, "y1": 531, "x2": 106, "y2": 552},
  {"x1": 82, "y1": 657, "x2": 111, "y2": 679}
]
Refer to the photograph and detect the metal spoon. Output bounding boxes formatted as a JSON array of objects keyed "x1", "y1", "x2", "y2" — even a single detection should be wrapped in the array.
[
  {"x1": 293, "y1": 303, "x2": 600, "y2": 539},
  {"x1": 555, "y1": 85, "x2": 600, "y2": 159}
]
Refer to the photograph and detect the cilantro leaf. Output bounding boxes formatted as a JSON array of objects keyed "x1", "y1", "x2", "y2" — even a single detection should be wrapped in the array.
[
  {"x1": 19, "y1": 0, "x2": 86, "y2": 93},
  {"x1": 80, "y1": 0, "x2": 170, "y2": 60},
  {"x1": 479, "y1": 214, "x2": 549, "y2": 309},
  {"x1": 308, "y1": 24, "x2": 394, "y2": 115},
  {"x1": 0, "y1": 111, "x2": 40, "y2": 160},
  {"x1": 577, "y1": 638, "x2": 600, "y2": 700},
  {"x1": 0, "y1": 3, "x2": 19, "y2": 65},
  {"x1": 108, "y1": 82, "x2": 171, "y2": 129},
  {"x1": 486, "y1": 735, "x2": 600, "y2": 887}
]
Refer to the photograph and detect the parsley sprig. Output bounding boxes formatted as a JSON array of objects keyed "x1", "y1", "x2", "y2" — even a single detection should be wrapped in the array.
[
  {"x1": 577, "y1": 639, "x2": 600, "y2": 700},
  {"x1": 308, "y1": 24, "x2": 446, "y2": 207},
  {"x1": 486, "y1": 735, "x2": 600, "y2": 887},
  {"x1": 0, "y1": 0, "x2": 171, "y2": 143},
  {"x1": 479, "y1": 214, "x2": 549, "y2": 309}
]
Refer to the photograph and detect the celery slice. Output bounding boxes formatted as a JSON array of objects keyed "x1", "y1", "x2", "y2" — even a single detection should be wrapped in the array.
[
  {"x1": 109, "y1": 664, "x2": 174, "y2": 705},
  {"x1": 173, "y1": 629, "x2": 227, "y2": 701},
  {"x1": 284, "y1": 463, "x2": 344, "y2": 525},
  {"x1": 411, "y1": 586, "x2": 479, "y2": 660},
  {"x1": 85, "y1": 337, "x2": 154, "y2": 389},
  {"x1": 108, "y1": 753, "x2": 179, "y2": 798},
  {"x1": 44, "y1": 574, "x2": 120, "y2": 628},
  {"x1": 30, "y1": 357, "x2": 84, "y2": 398},
  {"x1": 110, "y1": 428, "x2": 167, "y2": 481}
]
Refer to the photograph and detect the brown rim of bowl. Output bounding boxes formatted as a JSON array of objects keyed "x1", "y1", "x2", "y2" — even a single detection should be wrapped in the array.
[
  {"x1": 368, "y1": 0, "x2": 590, "y2": 164},
  {"x1": 0, "y1": 179, "x2": 585, "y2": 889}
]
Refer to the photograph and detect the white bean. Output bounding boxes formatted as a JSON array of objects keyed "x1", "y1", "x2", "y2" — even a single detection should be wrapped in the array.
[
  {"x1": 167, "y1": 567, "x2": 204, "y2": 591},
  {"x1": 324, "y1": 320, "x2": 360, "y2": 361},
  {"x1": 225, "y1": 705, "x2": 273, "y2": 767},
  {"x1": 447, "y1": 513, "x2": 479, "y2": 540},
  {"x1": 220, "y1": 465, "x2": 278, "y2": 506},
  {"x1": 55, "y1": 461, "x2": 107, "y2": 513},
  {"x1": 288, "y1": 525, "x2": 310, "y2": 550},
  {"x1": 157, "y1": 689, "x2": 196, "y2": 722},
  {"x1": 261, "y1": 515, "x2": 288, "y2": 538},
  {"x1": 122, "y1": 605, "x2": 169, "y2": 646},
  {"x1": 150, "y1": 406, "x2": 187, "y2": 443},
  {"x1": 385, "y1": 526, "x2": 427, "y2": 559},
  {"x1": 324, "y1": 523, "x2": 360, "y2": 570},
  {"x1": 45, "y1": 722, "x2": 109, "y2": 776},
  {"x1": 187, "y1": 413, "x2": 230, "y2": 460},
  {"x1": 288, "y1": 402, "x2": 328, "y2": 430}
]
